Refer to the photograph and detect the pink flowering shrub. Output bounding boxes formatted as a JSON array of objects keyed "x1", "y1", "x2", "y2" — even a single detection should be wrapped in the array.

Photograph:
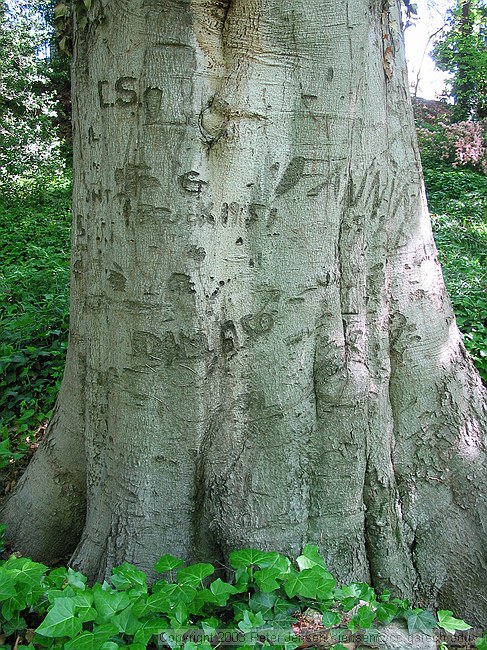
[{"x1": 416, "y1": 120, "x2": 487, "y2": 174}]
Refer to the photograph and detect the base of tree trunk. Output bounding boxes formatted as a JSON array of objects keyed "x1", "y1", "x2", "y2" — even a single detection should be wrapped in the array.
[{"x1": 1, "y1": 0, "x2": 486, "y2": 629}]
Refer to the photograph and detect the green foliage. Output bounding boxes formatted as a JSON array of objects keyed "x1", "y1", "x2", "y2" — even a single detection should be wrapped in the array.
[
  {"x1": 0, "y1": 1, "x2": 65, "y2": 189},
  {"x1": 0, "y1": 545, "x2": 482, "y2": 650},
  {"x1": 432, "y1": 0, "x2": 487, "y2": 121},
  {"x1": 0, "y1": 543, "x2": 481, "y2": 649},
  {"x1": 437, "y1": 610, "x2": 472, "y2": 634},
  {"x1": 0, "y1": 173, "x2": 71, "y2": 463},
  {"x1": 423, "y1": 166, "x2": 487, "y2": 382}
]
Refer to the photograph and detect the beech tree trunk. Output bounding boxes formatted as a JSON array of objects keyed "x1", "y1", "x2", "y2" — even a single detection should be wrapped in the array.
[{"x1": 2, "y1": 0, "x2": 486, "y2": 627}]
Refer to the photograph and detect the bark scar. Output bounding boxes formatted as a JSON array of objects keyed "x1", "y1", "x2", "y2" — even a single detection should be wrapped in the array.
[{"x1": 381, "y1": 1, "x2": 395, "y2": 81}]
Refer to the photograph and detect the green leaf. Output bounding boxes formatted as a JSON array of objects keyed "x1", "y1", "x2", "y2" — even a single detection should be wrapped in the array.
[
  {"x1": 4, "y1": 556, "x2": 48, "y2": 588},
  {"x1": 405, "y1": 608, "x2": 437, "y2": 635},
  {"x1": 67, "y1": 567, "x2": 88, "y2": 590},
  {"x1": 145, "y1": 582, "x2": 197, "y2": 619},
  {"x1": 112, "y1": 603, "x2": 141, "y2": 634},
  {"x1": 254, "y1": 567, "x2": 283, "y2": 593},
  {"x1": 284, "y1": 566, "x2": 336, "y2": 600},
  {"x1": 238, "y1": 610, "x2": 265, "y2": 633},
  {"x1": 258, "y1": 552, "x2": 291, "y2": 573},
  {"x1": 64, "y1": 624, "x2": 117, "y2": 650},
  {"x1": 248, "y1": 591, "x2": 278, "y2": 617},
  {"x1": 234, "y1": 568, "x2": 250, "y2": 593},
  {"x1": 356, "y1": 605, "x2": 376, "y2": 629},
  {"x1": 111, "y1": 562, "x2": 147, "y2": 594},
  {"x1": 476, "y1": 633, "x2": 487, "y2": 649},
  {"x1": 154, "y1": 554, "x2": 184, "y2": 574},
  {"x1": 45, "y1": 567, "x2": 69, "y2": 590},
  {"x1": 209, "y1": 578, "x2": 239, "y2": 606},
  {"x1": 173, "y1": 599, "x2": 189, "y2": 625},
  {"x1": 0, "y1": 569, "x2": 17, "y2": 601},
  {"x1": 177, "y1": 563, "x2": 215, "y2": 586},
  {"x1": 296, "y1": 545, "x2": 327, "y2": 571},
  {"x1": 35, "y1": 597, "x2": 83, "y2": 638},
  {"x1": 321, "y1": 610, "x2": 341, "y2": 627},
  {"x1": 349, "y1": 582, "x2": 376, "y2": 604},
  {"x1": 437, "y1": 610, "x2": 472, "y2": 633},
  {"x1": 133, "y1": 617, "x2": 169, "y2": 645},
  {"x1": 92, "y1": 585, "x2": 132, "y2": 623},
  {"x1": 190, "y1": 588, "x2": 218, "y2": 614},
  {"x1": 229, "y1": 549, "x2": 273, "y2": 570},
  {"x1": 72, "y1": 591, "x2": 96, "y2": 623},
  {"x1": 334, "y1": 583, "x2": 362, "y2": 611},
  {"x1": 375, "y1": 602, "x2": 398, "y2": 623}
]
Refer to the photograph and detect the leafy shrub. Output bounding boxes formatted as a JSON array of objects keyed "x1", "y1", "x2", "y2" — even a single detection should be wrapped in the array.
[
  {"x1": 0, "y1": 542, "x2": 481, "y2": 649},
  {"x1": 424, "y1": 166, "x2": 487, "y2": 382},
  {"x1": 0, "y1": 1, "x2": 65, "y2": 190},
  {"x1": 417, "y1": 120, "x2": 487, "y2": 174},
  {"x1": 431, "y1": 0, "x2": 487, "y2": 122},
  {"x1": 0, "y1": 174, "x2": 71, "y2": 464}
]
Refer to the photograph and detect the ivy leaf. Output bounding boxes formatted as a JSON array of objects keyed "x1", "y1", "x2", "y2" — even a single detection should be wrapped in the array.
[
  {"x1": 238, "y1": 610, "x2": 265, "y2": 633},
  {"x1": 92, "y1": 586, "x2": 132, "y2": 623},
  {"x1": 258, "y1": 552, "x2": 291, "y2": 573},
  {"x1": 190, "y1": 588, "x2": 218, "y2": 614},
  {"x1": 67, "y1": 567, "x2": 88, "y2": 591},
  {"x1": 229, "y1": 549, "x2": 273, "y2": 570},
  {"x1": 375, "y1": 602, "x2": 398, "y2": 623},
  {"x1": 112, "y1": 603, "x2": 141, "y2": 635},
  {"x1": 154, "y1": 555, "x2": 184, "y2": 574},
  {"x1": 405, "y1": 608, "x2": 437, "y2": 635},
  {"x1": 54, "y1": 2, "x2": 69, "y2": 17},
  {"x1": 248, "y1": 591, "x2": 277, "y2": 618},
  {"x1": 254, "y1": 567, "x2": 283, "y2": 593},
  {"x1": 201, "y1": 616, "x2": 220, "y2": 636},
  {"x1": 35, "y1": 597, "x2": 83, "y2": 638},
  {"x1": 296, "y1": 545, "x2": 327, "y2": 571},
  {"x1": 322, "y1": 610, "x2": 341, "y2": 627},
  {"x1": 173, "y1": 600, "x2": 189, "y2": 625},
  {"x1": 356, "y1": 605, "x2": 376, "y2": 629},
  {"x1": 437, "y1": 610, "x2": 472, "y2": 634},
  {"x1": 475, "y1": 634, "x2": 487, "y2": 650},
  {"x1": 334, "y1": 583, "x2": 362, "y2": 611},
  {"x1": 4, "y1": 556, "x2": 49, "y2": 588},
  {"x1": 349, "y1": 582, "x2": 376, "y2": 605},
  {"x1": 110, "y1": 563, "x2": 147, "y2": 594},
  {"x1": 209, "y1": 578, "x2": 239, "y2": 606},
  {"x1": 234, "y1": 569, "x2": 250, "y2": 593},
  {"x1": 64, "y1": 624, "x2": 117, "y2": 650},
  {"x1": 0, "y1": 569, "x2": 17, "y2": 601},
  {"x1": 177, "y1": 563, "x2": 215, "y2": 586},
  {"x1": 284, "y1": 566, "x2": 336, "y2": 600},
  {"x1": 71, "y1": 591, "x2": 96, "y2": 624},
  {"x1": 273, "y1": 597, "x2": 297, "y2": 625},
  {"x1": 146, "y1": 589, "x2": 171, "y2": 614}
]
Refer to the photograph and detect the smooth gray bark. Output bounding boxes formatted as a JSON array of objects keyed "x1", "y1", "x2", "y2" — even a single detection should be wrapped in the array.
[{"x1": 1, "y1": 0, "x2": 486, "y2": 628}]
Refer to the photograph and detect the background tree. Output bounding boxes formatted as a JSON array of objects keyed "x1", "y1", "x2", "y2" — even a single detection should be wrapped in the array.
[
  {"x1": 432, "y1": 0, "x2": 487, "y2": 120},
  {"x1": 1, "y1": 0, "x2": 486, "y2": 629},
  {"x1": 0, "y1": 0, "x2": 65, "y2": 187}
]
